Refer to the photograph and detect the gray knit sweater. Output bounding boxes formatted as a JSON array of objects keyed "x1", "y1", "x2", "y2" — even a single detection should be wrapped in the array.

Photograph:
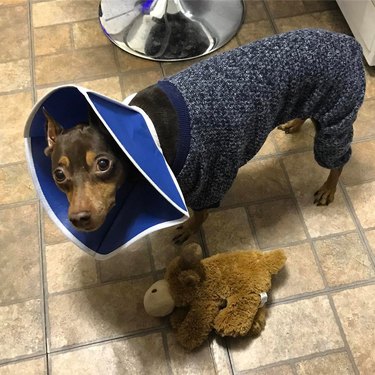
[{"x1": 157, "y1": 29, "x2": 366, "y2": 210}]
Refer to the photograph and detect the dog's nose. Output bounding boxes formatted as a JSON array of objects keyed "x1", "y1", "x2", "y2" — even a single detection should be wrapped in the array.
[{"x1": 69, "y1": 211, "x2": 91, "y2": 227}]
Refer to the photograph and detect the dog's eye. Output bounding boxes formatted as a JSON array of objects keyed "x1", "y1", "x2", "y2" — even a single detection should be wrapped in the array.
[
  {"x1": 54, "y1": 168, "x2": 66, "y2": 182},
  {"x1": 96, "y1": 158, "x2": 111, "y2": 172}
]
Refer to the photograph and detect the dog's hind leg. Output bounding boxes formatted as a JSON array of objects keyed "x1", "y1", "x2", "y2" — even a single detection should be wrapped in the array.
[{"x1": 277, "y1": 118, "x2": 306, "y2": 134}]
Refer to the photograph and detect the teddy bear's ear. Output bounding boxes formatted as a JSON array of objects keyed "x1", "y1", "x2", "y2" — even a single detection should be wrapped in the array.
[
  {"x1": 178, "y1": 270, "x2": 201, "y2": 287},
  {"x1": 180, "y1": 243, "x2": 203, "y2": 269}
]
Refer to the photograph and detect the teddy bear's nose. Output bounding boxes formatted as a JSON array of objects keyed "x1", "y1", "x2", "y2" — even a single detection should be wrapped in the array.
[{"x1": 152, "y1": 289, "x2": 157, "y2": 293}]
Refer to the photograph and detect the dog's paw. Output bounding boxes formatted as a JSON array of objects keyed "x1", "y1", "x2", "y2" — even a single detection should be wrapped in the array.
[
  {"x1": 173, "y1": 224, "x2": 193, "y2": 245},
  {"x1": 277, "y1": 120, "x2": 302, "y2": 134},
  {"x1": 314, "y1": 184, "x2": 336, "y2": 206}
]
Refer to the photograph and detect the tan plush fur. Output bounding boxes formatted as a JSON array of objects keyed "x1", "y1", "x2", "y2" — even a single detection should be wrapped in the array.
[{"x1": 165, "y1": 243, "x2": 286, "y2": 351}]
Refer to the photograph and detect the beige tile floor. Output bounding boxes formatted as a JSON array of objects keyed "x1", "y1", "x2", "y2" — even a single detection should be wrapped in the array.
[{"x1": 1, "y1": 0, "x2": 375, "y2": 374}]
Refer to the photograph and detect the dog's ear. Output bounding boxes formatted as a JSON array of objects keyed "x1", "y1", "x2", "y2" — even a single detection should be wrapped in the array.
[
  {"x1": 43, "y1": 107, "x2": 62, "y2": 157},
  {"x1": 88, "y1": 106, "x2": 101, "y2": 128}
]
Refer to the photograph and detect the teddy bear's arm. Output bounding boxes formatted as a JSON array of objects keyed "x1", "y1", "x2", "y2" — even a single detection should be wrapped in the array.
[
  {"x1": 213, "y1": 293, "x2": 262, "y2": 337},
  {"x1": 175, "y1": 301, "x2": 220, "y2": 351}
]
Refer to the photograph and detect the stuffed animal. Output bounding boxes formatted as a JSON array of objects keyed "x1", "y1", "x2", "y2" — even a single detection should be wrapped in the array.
[{"x1": 144, "y1": 243, "x2": 286, "y2": 351}]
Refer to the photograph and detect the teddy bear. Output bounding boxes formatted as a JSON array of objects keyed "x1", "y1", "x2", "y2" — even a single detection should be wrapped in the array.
[{"x1": 144, "y1": 243, "x2": 286, "y2": 351}]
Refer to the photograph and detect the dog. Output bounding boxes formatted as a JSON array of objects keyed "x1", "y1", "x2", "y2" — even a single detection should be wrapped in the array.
[{"x1": 43, "y1": 29, "x2": 366, "y2": 243}]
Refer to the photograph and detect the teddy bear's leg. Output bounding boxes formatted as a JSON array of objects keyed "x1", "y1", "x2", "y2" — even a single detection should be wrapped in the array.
[
  {"x1": 249, "y1": 306, "x2": 266, "y2": 336},
  {"x1": 175, "y1": 301, "x2": 220, "y2": 351},
  {"x1": 213, "y1": 293, "x2": 260, "y2": 337}
]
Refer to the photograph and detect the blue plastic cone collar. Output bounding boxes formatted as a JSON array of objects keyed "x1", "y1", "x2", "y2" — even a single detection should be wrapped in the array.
[{"x1": 24, "y1": 85, "x2": 188, "y2": 258}]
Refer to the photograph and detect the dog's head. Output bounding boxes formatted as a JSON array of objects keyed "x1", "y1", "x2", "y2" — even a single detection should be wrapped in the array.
[{"x1": 43, "y1": 108, "x2": 131, "y2": 231}]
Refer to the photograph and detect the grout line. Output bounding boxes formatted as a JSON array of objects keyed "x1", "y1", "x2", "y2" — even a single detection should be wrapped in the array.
[
  {"x1": 46, "y1": 270, "x2": 155, "y2": 298},
  {"x1": 161, "y1": 331, "x2": 174, "y2": 375},
  {"x1": 270, "y1": 159, "x2": 327, "y2": 286},
  {"x1": 28, "y1": 0, "x2": 37, "y2": 105},
  {"x1": 244, "y1": 205, "x2": 261, "y2": 250},
  {"x1": 37, "y1": 200, "x2": 51, "y2": 373},
  {"x1": 327, "y1": 295, "x2": 360, "y2": 375},
  {"x1": 270, "y1": 278, "x2": 375, "y2": 307},
  {"x1": 235, "y1": 347, "x2": 353, "y2": 375},
  {"x1": 0, "y1": 199, "x2": 39, "y2": 212},
  {"x1": 262, "y1": 0, "x2": 279, "y2": 34},
  {"x1": 339, "y1": 182, "x2": 375, "y2": 271},
  {"x1": 46, "y1": 326, "x2": 167, "y2": 356},
  {"x1": 0, "y1": 353, "x2": 47, "y2": 368}
]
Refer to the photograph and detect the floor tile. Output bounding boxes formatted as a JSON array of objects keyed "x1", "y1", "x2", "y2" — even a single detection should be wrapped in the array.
[
  {"x1": 0, "y1": 300, "x2": 44, "y2": 362},
  {"x1": 120, "y1": 69, "x2": 163, "y2": 97},
  {"x1": 237, "y1": 20, "x2": 275, "y2": 45},
  {"x1": 295, "y1": 352, "x2": 354, "y2": 375},
  {"x1": 0, "y1": 91, "x2": 32, "y2": 164},
  {"x1": 243, "y1": 0, "x2": 268, "y2": 23},
  {"x1": 49, "y1": 334, "x2": 169, "y2": 375},
  {"x1": 272, "y1": 119, "x2": 315, "y2": 153},
  {"x1": 46, "y1": 241, "x2": 97, "y2": 294},
  {"x1": 243, "y1": 365, "x2": 293, "y2": 375},
  {"x1": 333, "y1": 284, "x2": 375, "y2": 374},
  {"x1": 99, "y1": 239, "x2": 151, "y2": 282},
  {"x1": 346, "y1": 181, "x2": 375, "y2": 228},
  {"x1": 283, "y1": 152, "x2": 355, "y2": 237},
  {"x1": 314, "y1": 233, "x2": 374, "y2": 286},
  {"x1": 167, "y1": 333, "x2": 216, "y2": 375},
  {"x1": 275, "y1": 9, "x2": 351, "y2": 34},
  {"x1": 353, "y1": 99, "x2": 375, "y2": 139},
  {"x1": 249, "y1": 198, "x2": 306, "y2": 248},
  {"x1": 72, "y1": 19, "x2": 110, "y2": 49},
  {"x1": 0, "y1": 204, "x2": 40, "y2": 303},
  {"x1": 341, "y1": 141, "x2": 375, "y2": 185},
  {"x1": 116, "y1": 48, "x2": 161, "y2": 73},
  {"x1": 365, "y1": 66, "x2": 375, "y2": 100},
  {"x1": 48, "y1": 277, "x2": 160, "y2": 349},
  {"x1": 212, "y1": 39, "x2": 240, "y2": 56},
  {"x1": 35, "y1": 46, "x2": 118, "y2": 86},
  {"x1": 267, "y1": 0, "x2": 338, "y2": 18},
  {"x1": 365, "y1": 229, "x2": 375, "y2": 256},
  {"x1": 222, "y1": 158, "x2": 291, "y2": 207},
  {"x1": 79, "y1": 77, "x2": 123, "y2": 100},
  {"x1": 0, "y1": 5, "x2": 29, "y2": 62},
  {"x1": 0, "y1": 0, "x2": 26, "y2": 5},
  {"x1": 0, "y1": 59, "x2": 30, "y2": 93},
  {"x1": 37, "y1": 76, "x2": 123, "y2": 102},
  {"x1": 210, "y1": 337, "x2": 233, "y2": 375},
  {"x1": 271, "y1": 243, "x2": 324, "y2": 300},
  {"x1": 162, "y1": 59, "x2": 199, "y2": 77},
  {"x1": 0, "y1": 357, "x2": 46, "y2": 375},
  {"x1": 32, "y1": 0, "x2": 98, "y2": 28},
  {"x1": 149, "y1": 225, "x2": 201, "y2": 270},
  {"x1": 34, "y1": 24, "x2": 71, "y2": 56},
  {"x1": 266, "y1": 0, "x2": 307, "y2": 18},
  {"x1": 254, "y1": 135, "x2": 276, "y2": 158},
  {"x1": 203, "y1": 207, "x2": 257, "y2": 254},
  {"x1": 43, "y1": 210, "x2": 66, "y2": 245},
  {"x1": 229, "y1": 296, "x2": 343, "y2": 371},
  {"x1": 0, "y1": 163, "x2": 36, "y2": 205}
]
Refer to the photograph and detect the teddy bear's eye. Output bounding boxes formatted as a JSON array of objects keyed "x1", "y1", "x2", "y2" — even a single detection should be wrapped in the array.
[{"x1": 151, "y1": 289, "x2": 157, "y2": 293}]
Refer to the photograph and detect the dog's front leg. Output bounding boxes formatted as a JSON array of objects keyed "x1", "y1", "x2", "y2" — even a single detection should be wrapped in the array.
[
  {"x1": 173, "y1": 209, "x2": 208, "y2": 244},
  {"x1": 314, "y1": 167, "x2": 343, "y2": 206}
]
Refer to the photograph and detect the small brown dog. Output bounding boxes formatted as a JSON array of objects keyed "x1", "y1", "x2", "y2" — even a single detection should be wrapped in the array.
[{"x1": 44, "y1": 88, "x2": 342, "y2": 243}]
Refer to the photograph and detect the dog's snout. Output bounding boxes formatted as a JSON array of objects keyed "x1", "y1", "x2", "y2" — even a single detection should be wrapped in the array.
[{"x1": 69, "y1": 211, "x2": 91, "y2": 227}]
